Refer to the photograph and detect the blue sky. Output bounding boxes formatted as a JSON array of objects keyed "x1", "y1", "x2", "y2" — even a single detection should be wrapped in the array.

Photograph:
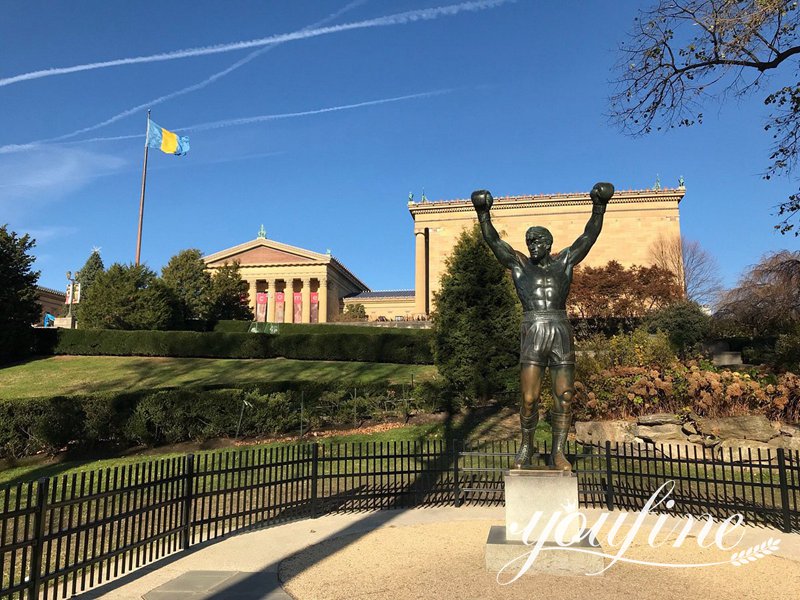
[{"x1": 1, "y1": 0, "x2": 797, "y2": 293}]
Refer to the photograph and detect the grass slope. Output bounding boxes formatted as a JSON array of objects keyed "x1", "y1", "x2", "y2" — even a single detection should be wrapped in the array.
[{"x1": 0, "y1": 356, "x2": 436, "y2": 400}]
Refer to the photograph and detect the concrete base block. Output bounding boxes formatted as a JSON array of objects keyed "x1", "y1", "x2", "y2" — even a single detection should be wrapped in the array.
[
  {"x1": 54, "y1": 316, "x2": 75, "y2": 329},
  {"x1": 485, "y1": 526, "x2": 605, "y2": 576},
  {"x1": 505, "y1": 469, "x2": 579, "y2": 542}
]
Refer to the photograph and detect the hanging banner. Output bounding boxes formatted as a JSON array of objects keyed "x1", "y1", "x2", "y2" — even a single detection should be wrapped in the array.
[
  {"x1": 310, "y1": 292, "x2": 319, "y2": 323},
  {"x1": 255, "y1": 292, "x2": 267, "y2": 322},
  {"x1": 275, "y1": 292, "x2": 285, "y2": 323},
  {"x1": 65, "y1": 283, "x2": 81, "y2": 304},
  {"x1": 293, "y1": 292, "x2": 302, "y2": 323}
]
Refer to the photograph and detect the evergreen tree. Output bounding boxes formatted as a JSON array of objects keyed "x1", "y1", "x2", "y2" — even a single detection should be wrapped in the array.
[
  {"x1": 0, "y1": 225, "x2": 40, "y2": 363},
  {"x1": 79, "y1": 263, "x2": 178, "y2": 330},
  {"x1": 75, "y1": 249, "x2": 104, "y2": 292},
  {"x1": 432, "y1": 225, "x2": 520, "y2": 403},
  {"x1": 74, "y1": 249, "x2": 104, "y2": 322},
  {"x1": 161, "y1": 248, "x2": 211, "y2": 321},
  {"x1": 206, "y1": 261, "x2": 254, "y2": 321}
]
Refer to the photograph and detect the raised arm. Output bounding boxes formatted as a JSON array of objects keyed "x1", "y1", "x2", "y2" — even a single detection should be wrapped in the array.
[
  {"x1": 471, "y1": 190, "x2": 521, "y2": 270},
  {"x1": 567, "y1": 182, "x2": 614, "y2": 265}
]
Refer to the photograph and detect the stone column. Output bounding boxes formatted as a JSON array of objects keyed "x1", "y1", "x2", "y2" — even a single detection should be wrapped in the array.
[
  {"x1": 319, "y1": 277, "x2": 328, "y2": 323},
  {"x1": 266, "y1": 279, "x2": 276, "y2": 322},
  {"x1": 248, "y1": 279, "x2": 258, "y2": 312},
  {"x1": 284, "y1": 279, "x2": 294, "y2": 323},
  {"x1": 414, "y1": 230, "x2": 427, "y2": 317},
  {"x1": 301, "y1": 278, "x2": 311, "y2": 323}
]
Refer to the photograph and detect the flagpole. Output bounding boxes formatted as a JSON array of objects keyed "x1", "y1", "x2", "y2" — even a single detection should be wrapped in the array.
[{"x1": 135, "y1": 110, "x2": 151, "y2": 266}]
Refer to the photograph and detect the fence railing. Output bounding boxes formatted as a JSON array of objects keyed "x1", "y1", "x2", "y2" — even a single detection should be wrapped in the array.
[{"x1": 1, "y1": 440, "x2": 798, "y2": 599}]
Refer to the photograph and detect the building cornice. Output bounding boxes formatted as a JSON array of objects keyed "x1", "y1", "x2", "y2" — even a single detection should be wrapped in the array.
[{"x1": 408, "y1": 187, "x2": 686, "y2": 218}]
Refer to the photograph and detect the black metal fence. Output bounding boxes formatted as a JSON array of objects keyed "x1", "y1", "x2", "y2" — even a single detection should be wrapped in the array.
[{"x1": 1, "y1": 440, "x2": 798, "y2": 599}]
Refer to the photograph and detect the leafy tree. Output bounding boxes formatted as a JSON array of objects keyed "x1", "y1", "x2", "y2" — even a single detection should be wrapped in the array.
[
  {"x1": 74, "y1": 249, "x2": 104, "y2": 322},
  {"x1": 649, "y1": 235, "x2": 723, "y2": 306},
  {"x1": 646, "y1": 300, "x2": 711, "y2": 357},
  {"x1": 79, "y1": 263, "x2": 178, "y2": 330},
  {"x1": 0, "y1": 225, "x2": 39, "y2": 363},
  {"x1": 161, "y1": 249, "x2": 211, "y2": 321},
  {"x1": 716, "y1": 250, "x2": 800, "y2": 335},
  {"x1": 206, "y1": 261, "x2": 254, "y2": 322},
  {"x1": 432, "y1": 225, "x2": 520, "y2": 403},
  {"x1": 610, "y1": 0, "x2": 800, "y2": 234},
  {"x1": 569, "y1": 260, "x2": 682, "y2": 318},
  {"x1": 339, "y1": 303, "x2": 367, "y2": 321}
]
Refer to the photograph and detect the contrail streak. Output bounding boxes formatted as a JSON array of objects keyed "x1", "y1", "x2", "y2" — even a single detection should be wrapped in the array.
[
  {"x1": 0, "y1": 0, "x2": 512, "y2": 87},
  {"x1": 42, "y1": 0, "x2": 369, "y2": 143},
  {"x1": 179, "y1": 90, "x2": 451, "y2": 132},
  {"x1": 0, "y1": 90, "x2": 452, "y2": 154}
]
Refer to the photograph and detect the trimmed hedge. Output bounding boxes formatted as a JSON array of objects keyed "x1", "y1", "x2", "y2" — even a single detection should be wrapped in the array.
[
  {"x1": 0, "y1": 381, "x2": 426, "y2": 459},
  {"x1": 212, "y1": 320, "x2": 430, "y2": 335},
  {"x1": 31, "y1": 327, "x2": 433, "y2": 364}
]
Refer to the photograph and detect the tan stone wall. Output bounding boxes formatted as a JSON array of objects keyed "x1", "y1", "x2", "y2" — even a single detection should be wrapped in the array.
[
  {"x1": 409, "y1": 188, "x2": 684, "y2": 315},
  {"x1": 343, "y1": 297, "x2": 416, "y2": 321}
]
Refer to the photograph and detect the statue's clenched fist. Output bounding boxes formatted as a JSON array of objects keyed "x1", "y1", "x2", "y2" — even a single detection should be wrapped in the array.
[
  {"x1": 471, "y1": 189, "x2": 494, "y2": 213},
  {"x1": 590, "y1": 182, "x2": 614, "y2": 205}
]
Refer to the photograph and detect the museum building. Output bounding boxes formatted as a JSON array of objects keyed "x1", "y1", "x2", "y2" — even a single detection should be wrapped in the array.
[
  {"x1": 207, "y1": 185, "x2": 685, "y2": 323},
  {"x1": 203, "y1": 230, "x2": 368, "y2": 324}
]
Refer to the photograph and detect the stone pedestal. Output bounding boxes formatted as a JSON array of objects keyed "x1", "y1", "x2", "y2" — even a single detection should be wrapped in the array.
[
  {"x1": 485, "y1": 468, "x2": 605, "y2": 576},
  {"x1": 53, "y1": 316, "x2": 75, "y2": 329}
]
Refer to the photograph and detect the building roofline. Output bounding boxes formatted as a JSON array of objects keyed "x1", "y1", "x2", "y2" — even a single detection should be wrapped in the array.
[
  {"x1": 36, "y1": 285, "x2": 65, "y2": 297},
  {"x1": 408, "y1": 187, "x2": 686, "y2": 217}
]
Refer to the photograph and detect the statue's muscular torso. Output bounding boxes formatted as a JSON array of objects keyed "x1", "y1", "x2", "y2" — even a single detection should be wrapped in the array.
[{"x1": 511, "y1": 251, "x2": 573, "y2": 312}]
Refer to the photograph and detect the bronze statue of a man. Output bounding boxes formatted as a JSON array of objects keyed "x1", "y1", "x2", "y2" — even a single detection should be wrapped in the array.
[{"x1": 471, "y1": 183, "x2": 614, "y2": 470}]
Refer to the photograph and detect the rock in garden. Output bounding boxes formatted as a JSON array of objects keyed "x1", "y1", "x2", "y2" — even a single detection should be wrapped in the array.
[
  {"x1": 695, "y1": 415, "x2": 777, "y2": 443},
  {"x1": 574, "y1": 421, "x2": 637, "y2": 444},
  {"x1": 636, "y1": 423, "x2": 685, "y2": 443},
  {"x1": 768, "y1": 437, "x2": 800, "y2": 452},
  {"x1": 637, "y1": 413, "x2": 682, "y2": 426},
  {"x1": 715, "y1": 439, "x2": 775, "y2": 463},
  {"x1": 781, "y1": 424, "x2": 800, "y2": 438},
  {"x1": 682, "y1": 422, "x2": 698, "y2": 435}
]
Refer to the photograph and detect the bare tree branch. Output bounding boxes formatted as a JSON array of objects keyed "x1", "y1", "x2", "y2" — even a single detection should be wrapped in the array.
[
  {"x1": 610, "y1": 1, "x2": 800, "y2": 233},
  {"x1": 649, "y1": 234, "x2": 724, "y2": 306}
]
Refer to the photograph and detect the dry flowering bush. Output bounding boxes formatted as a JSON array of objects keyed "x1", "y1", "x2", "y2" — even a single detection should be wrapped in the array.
[{"x1": 575, "y1": 363, "x2": 800, "y2": 423}]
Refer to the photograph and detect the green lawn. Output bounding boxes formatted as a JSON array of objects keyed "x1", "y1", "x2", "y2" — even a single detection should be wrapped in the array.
[{"x1": 0, "y1": 356, "x2": 436, "y2": 400}]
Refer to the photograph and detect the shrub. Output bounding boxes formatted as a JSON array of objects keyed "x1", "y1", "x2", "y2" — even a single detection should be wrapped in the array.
[
  {"x1": 577, "y1": 328, "x2": 676, "y2": 378},
  {"x1": 645, "y1": 300, "x2": 711, "y2": 357},
  {"x1": 32, "y1": 328, "x2": 433, "y2": 364},
  {"x1": 774, "y1": 325, "x2": 800, "y2": 372},
  {"x1": 0, "y1": 381, "x2": 421, "y2": 459}
]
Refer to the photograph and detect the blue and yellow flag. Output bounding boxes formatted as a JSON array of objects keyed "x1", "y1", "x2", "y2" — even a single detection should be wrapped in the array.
[{"x1": 147, "y1": 120, "x2": 190, "y2": 156}]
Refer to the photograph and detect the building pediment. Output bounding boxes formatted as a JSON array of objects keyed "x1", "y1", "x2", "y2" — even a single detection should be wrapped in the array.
[{"x1": 204, "y1": 238, "x2": 328, "y2": 267}]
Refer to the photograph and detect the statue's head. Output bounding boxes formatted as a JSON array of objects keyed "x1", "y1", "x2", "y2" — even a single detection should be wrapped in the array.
[{"x1": 525, "y1": 226, "x2": 553, "y2": 261}]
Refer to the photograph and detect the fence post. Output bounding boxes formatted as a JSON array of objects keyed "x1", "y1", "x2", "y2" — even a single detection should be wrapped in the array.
[
  {"x1": 604, "y1": 441, "x2": 615, "y2": 511},
  {"x1": 452, "y1": 440, "x2": 461, "y2": 508},
  {"x1": 776, "y1": 448, "x2": 792, "y2": 533},
  {"x1": 182, "y1": 454, "x2": 195, "y2": 549},
  {"x1": 29, "y1": 477, "x2": 49, "y2": 599},
  {"x1": 310, "y1": 443, "x2": 320, "y2": 519}
]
